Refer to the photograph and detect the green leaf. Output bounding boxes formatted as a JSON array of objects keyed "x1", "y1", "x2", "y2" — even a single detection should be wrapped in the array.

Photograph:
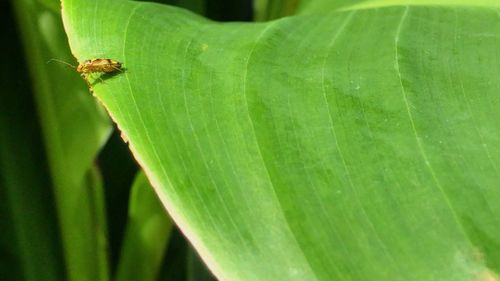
[
  {"x1": 62, "y1": 0, "x2": 500, "y2": 280},
  {"x1": 115, "y1": 171, "x2": 173, "y2": 281},
  {"x1": 0, "y1": 3, "x2": 64, "y2": 280},
  {"x1": 13, "y1": 0, "x2": 111, "y2": 280},
  {"x1": 156, "y1": 228, "x2": 190, "y2": 281},
  {"x1": 295, "y1": 0, "x2": 369, "y2": 14},
  {"x1": 254, "y1": 0, "x2": 299, "y2": 21},
  {"x1": 186, "y1": 246, "x2": 216, "y2": 281},
  {"x1": 135, "y1": 0, "x2": 205, "y2": 15}
]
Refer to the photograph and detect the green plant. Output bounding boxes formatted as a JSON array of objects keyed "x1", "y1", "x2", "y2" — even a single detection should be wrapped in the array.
[{"x1": 2, "y1": 0, "x2": 500, "y2": 280}]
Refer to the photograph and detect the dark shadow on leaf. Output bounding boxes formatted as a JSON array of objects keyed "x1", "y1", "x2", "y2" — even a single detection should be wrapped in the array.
[{"x1": 89, "y1": 68, "x2": 127, "y2": 86}]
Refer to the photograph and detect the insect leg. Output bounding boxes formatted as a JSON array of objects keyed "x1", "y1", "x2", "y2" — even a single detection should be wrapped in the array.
[
  {"x1": 95, "y1": 74, "x2": 106, "y2": 84},
  {"x1": 81, "y1": 73, "x2": 94, "y2": 92}
]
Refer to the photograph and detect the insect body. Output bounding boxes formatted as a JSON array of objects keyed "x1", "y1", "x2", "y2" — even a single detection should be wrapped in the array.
[
  {"x1": 77, "y1": 58, "x2": 122, "y2": 76},
  {"x1": 48, "y1": 58, "x2": 124, "y2": 91},
  {"x1": 76, "y1": 59, "x2": 123, "y2": 89}
]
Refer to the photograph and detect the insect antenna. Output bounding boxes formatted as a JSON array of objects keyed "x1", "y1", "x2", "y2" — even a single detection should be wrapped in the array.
[{"x1": 46, "y1": 58, "x2": 76, "y2": 69}]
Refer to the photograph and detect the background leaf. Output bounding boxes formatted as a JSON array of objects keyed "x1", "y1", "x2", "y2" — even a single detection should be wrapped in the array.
[
  {"x1": 115, "y1": 171, "x2": 173, "y2": 281},
  {"x1": 186, "y1": 246, "x2": 216, "y2": 281},
  {"x1": 254, "y1": 0, "x2": 299, "y2": 21},
  {"x1": 62, "y1": 0, "x2": 500, "y2": 280},
  {"x1": 0, "y1": 2, "x2": 64, "y2": 280},
  {"x1": 13, "y1": 0, "x2": 112, "y2": 280}
]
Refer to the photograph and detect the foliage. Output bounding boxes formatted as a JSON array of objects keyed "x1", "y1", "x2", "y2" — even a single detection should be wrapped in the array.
[{"x1": 3, "y1": 0, "x2": 500, "y2": 280}]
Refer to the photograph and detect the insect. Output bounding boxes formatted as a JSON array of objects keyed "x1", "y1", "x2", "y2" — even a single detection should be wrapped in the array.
[
  {"x1": 76, "y1": 58, "x2": 123, "y2": 78},
  {"x1": 48, "y1": 58, "x2": 124, "y2": 88}
]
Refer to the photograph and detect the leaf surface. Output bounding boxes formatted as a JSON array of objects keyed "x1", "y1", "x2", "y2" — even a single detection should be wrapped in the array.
[{"x1": 62, "y1": 0, "x2": 500, "y2": 280}]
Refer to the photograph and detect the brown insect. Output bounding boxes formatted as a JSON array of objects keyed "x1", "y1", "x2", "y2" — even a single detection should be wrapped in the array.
[
  {"x1": 77, "y1": 58, "x2": 123, "y2": 78},
  {"x1": 48, "y1": 58, "x2": 123, "y2": 88}
]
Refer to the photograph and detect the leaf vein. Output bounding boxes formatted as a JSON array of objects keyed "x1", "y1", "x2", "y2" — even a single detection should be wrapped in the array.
[
  {"x1": 241, "y1": 20, "x2": 320, "y2": 281},
  {"x1": 394, "y1": 6, "x2": 470, "y2": 241}
]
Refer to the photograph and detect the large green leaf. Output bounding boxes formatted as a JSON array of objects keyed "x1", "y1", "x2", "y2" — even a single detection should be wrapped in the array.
[{"x1": 62, "y1": 0, "x2": 500, "y2": 280}]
